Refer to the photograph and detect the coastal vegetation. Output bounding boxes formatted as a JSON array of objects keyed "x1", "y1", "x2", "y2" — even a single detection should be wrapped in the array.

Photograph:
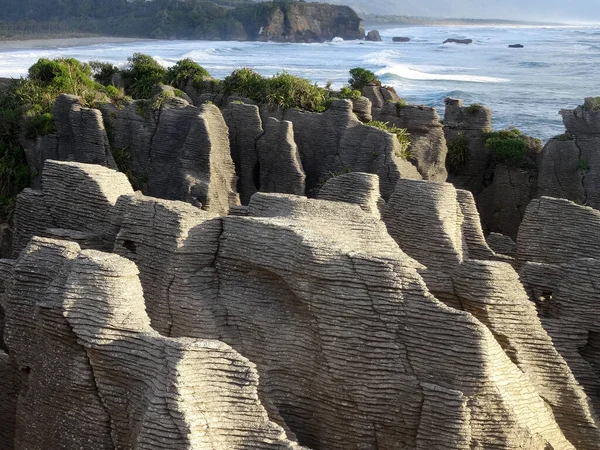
[
  {"x1": 0, "y1": 0, "x2": 362, "y2": 42},
  {"x1": 484, "y1": 128, "x2": 528, "y2": 166},
  {"x1": 366, "y1": 120, "x2": 412, "y2": 160},
  {"x1": 348, "y1": 68, "x2": 381, "y2": 90},
  {"x1": 583, "y1": 97, "x2": 600, "y2": 112},
  {"x1": 446, "y1": 132, "x2": 470, "y2": 173},
  {"x1": 0, "y1": 56, "x2": 406, "y2": 220}
]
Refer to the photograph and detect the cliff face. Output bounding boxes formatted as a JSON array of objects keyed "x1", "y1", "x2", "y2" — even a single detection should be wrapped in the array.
[{"x1": 234, "y1": 2, "x2": 364, "y2": 42}]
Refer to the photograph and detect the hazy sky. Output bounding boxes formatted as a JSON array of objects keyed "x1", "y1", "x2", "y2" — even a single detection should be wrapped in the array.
[{"x1": 327, "y1": 0, "x2": 600, "y2": 23}]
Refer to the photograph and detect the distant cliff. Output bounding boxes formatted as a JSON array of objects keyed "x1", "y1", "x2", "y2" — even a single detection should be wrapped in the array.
[
  {"x1": 233, "y1": 2, "x2": 364, "y2": 42},
  {"x1": 0, "y1": 0, "x2": 364, "y2": 43}
]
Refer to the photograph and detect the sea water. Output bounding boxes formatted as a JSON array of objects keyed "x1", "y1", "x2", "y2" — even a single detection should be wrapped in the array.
[{"x1": 0, "y1": 25, "x2": 599, "y2": 140}]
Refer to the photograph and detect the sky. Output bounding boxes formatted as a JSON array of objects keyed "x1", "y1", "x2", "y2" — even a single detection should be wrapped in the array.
[{"x1": 323, "y1": 0, "x2": 600, "y2": 23}]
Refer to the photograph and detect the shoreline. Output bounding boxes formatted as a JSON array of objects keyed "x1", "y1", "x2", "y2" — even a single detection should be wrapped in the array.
[{"x1": 0, "y1": 36, "x2": 151, "y2": 50}]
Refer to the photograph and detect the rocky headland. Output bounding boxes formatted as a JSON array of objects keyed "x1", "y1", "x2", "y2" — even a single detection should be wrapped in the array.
[{"x1": 1, "y1": 57, "x2": 600, "y2": 449}]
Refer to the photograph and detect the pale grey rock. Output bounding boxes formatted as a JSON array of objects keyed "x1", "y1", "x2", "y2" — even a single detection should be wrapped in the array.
[
  {"x1": 517, "y1": 196, "x2": 600, "y2": 266},
  {"x1": 257, "y1": 118, "x2": 305, "y2": 196},
  {"x1": 375, "y1": 102, "x2": 448, "y2": 181},
  {"x1": 350, "y1": 96, "x2": 372, "y2": 122},
  {"x1": 222, "y1": 102, "x2": 263, "y2": 204},
  {"x1": 477, "y1": 164, "x2": 537, "y2": 239},
  {"x1": 456, "y1": 189, "x2": 508, "y2": 261},
  {"x1": 12, "y1": 161, "x2": 133, "y2": 256},
  {"x1": 444, "y1": 98, "x2": 493, "y2": 194},
  {"x1": 454, "y1": 260, "x2": 600, "y2": 450},
  {"x1": 276, "y1": 99, "x2": 421, "y2": 199},
  {"x1": 317, "y1": 171, "x2": 384, "y2": 218},
  {"x1": 62, "y1": 249, "x2": 304, "y2": 449},
  {"x1": 112, "y1": 195, "x2": 222, "y2": 337},
  {"x1": 53, "y1": 94, "x2": 116, "y2": 168},
  {"x1": 12, "y1": 188, "x2": 53, "y2": 256},
  {"x1": 2, "y1": 238, "x2": 114, "y2": 450},
  {"x1": 103, "y1": 94, "x2": 240, "y2": 213},
  {"x1": 487, "y1": 232, "x2": 517, "y2": 257},
  {"x1": 538, "y1": 104, "x2": 600, "y2": 209}
]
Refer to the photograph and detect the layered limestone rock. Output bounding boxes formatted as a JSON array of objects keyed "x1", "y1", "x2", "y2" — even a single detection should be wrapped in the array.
[
  {"x1": 316, "y1": 171, "x2": 384, "y2": 218},
  {"x1": 12, "y1": 160, "x2": 133, "y2": 255},
  {"x1": 382, "y1": 179, "x2": 508, "y2": 306},
  {"x1": 517, "y1": 197, "x2": 600, "y2": 424},
  {"x1": 2, "y1": 238, "x2": 114, "y2": 449},
  {"x1": 454, "y1": 260, "x2": 600, "y2": 449},
  {"x1": 476, "y1": 162, "x2": 538, "y2": 238},
  {"x1": 444, "y1": 98, "x2": 493, "y2": 193},
  {"x1": 105, "y1": 183, "x2": 582, "y2": 449},
  {"x1": 222, "y1": 102, "x2": 263, "y2": 204},
  {"x1": 361, "y1": 84, "x2": 399, "y2": 109},
  {"x1": 102, "y1": 94, "x2": 240, "y2": 214},
  {"x1": 257, "y1": 118, "x2": 306, "y2": 196},
  {"x1": 1, "y1": 237, "x2": 305, "y2": 449},
  {"x1": 538, "y1": 101, "x2": 600, "y2": 209},
  {"x1": 21, "y1": 94, "x2": 117, "y2": 185},
  {"x1": 374, "y1": 101, "x2": 448, "y2": 181},
  {"x1": 267, "y1": 99, "x2": 421, "y2": 199},
  {"x1": 444, "y1": 98, "x2": 543, "y2": 238},
  {"x1": 516, "y1": 196, "x2": 600, "y2": 266}
]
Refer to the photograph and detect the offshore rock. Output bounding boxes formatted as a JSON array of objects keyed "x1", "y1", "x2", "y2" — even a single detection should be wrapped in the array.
[{"x1": 365, "y1": 29, "x2": 382, "y2": 41}]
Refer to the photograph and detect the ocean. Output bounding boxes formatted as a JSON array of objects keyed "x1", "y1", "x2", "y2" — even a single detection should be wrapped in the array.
[{"x1": 1, "y1": 25, "x2": 599, "y2": 140}]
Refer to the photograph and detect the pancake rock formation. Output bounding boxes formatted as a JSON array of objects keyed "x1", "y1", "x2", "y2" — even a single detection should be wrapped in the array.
[{"x1": 1, "y1": 158, "x2": 600, "y2": 449}]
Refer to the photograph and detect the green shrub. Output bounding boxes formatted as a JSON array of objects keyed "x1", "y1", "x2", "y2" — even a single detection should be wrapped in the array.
[
  {"x1": 446, "y1": 133, "x2": 470, "y2": 173},
  {"x1": 338, "y1": 86, "x2": 361, "y2": 100},
  {"x1": 555, "y1": 133, "x2": 573, "y2": 141},
  {"x1": 223, "y1": 68, "x2": 330, "y2": 112},
  {"x1": 0, "y1": 143, "x2": 30, "y2": 221},
  {"x1": 577, "y1": 159, "x2": 590, "y2": 172},
  {"x1": 151, "y1": 88, "x2": 175, "y2": 110},
  {"x1": 265, "y1": 71, "x2": 330, "y2": 111},
  {"x1": 465, "y1": 103, "x2": 483, "y2": 114},
  {"x1": 484, "y1": 128, "x2": 527, "y2": 166},
  {"x1": 121, "y1": 53, "x2": 168, "y2": 99},
  {"x1": 366, "y1": 120, "x2": 412, "y2": 160},
  {"x1": 583, "y1": 97, "x2": 600, "y2": 112},
  {"x1": 348, "y1": 67, "x2": 380, "y2": 90},
  {"x1": 395, "y1": 98, "x2": 408, "y2": 113},
  {"x1": 166, "y1": 58, "x2": 210, "y2": 88},
  {"x1": 89, "y1": 60, "x2": 119, "y2": 86},
  {"x1": 222, "y1": 68, "x2": 267, "y2": 101}
]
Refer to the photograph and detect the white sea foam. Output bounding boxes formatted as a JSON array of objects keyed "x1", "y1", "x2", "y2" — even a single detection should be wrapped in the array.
[{"x1": 376, "y1": 64, "x2": 509, "y2": 83}]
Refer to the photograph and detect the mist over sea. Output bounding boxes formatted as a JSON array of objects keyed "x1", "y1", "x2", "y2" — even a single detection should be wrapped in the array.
[{"x1": 1, "y1": 25, "x2": 599, "y2": 140}]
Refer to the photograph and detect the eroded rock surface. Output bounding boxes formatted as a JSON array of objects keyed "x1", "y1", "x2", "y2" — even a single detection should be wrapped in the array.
[
  {"x1": 374, "y1": 102, "x2": 448, "y2": 181},
  {"x1": 2, "y1": 237, "x2": 305, "y2": 449},
  {"x1": 538, "y1": 102, "x2": 600, "y2": 209}
]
